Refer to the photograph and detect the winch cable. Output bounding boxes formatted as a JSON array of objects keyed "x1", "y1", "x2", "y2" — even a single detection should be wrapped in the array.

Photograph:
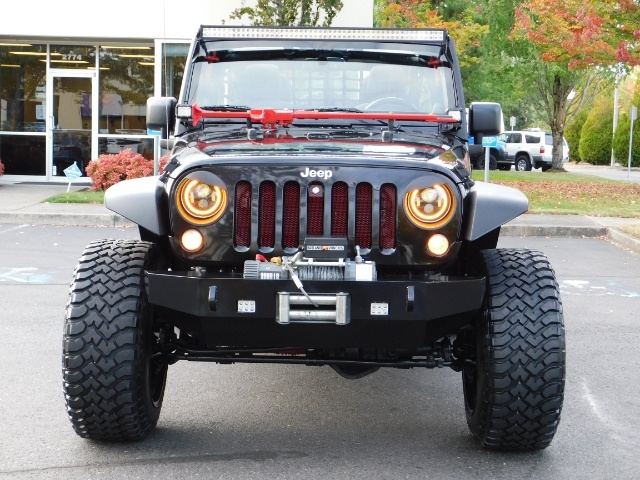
[{"x1": 282, "y1": 253, "x2": 319, "y2": 308}]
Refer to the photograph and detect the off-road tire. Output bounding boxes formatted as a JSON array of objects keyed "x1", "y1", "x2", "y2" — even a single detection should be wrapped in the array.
[
  {"x1": 475, "y1": 154, "x2": 497, "y2": 170},
  {"x1": 462, "y1": 249, "x2": 565, "y2": 450},
  {"x1": 63, "y1": 239, "x2": 168, "y2": 441},
  {"x1": 515, "y1": 155, "x2": 532, "y2": 171}
]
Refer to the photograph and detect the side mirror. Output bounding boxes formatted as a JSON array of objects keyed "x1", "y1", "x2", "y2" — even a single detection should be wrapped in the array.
[
  {"x1": 469, "y1": 102, "x2": 502, "y2": 137},
  {"x1": 160, "y1": 138, "x2": 175, "y2": 150},
  {"x1": 147, "y1": 97, "x2": 177, "y2": 139}
]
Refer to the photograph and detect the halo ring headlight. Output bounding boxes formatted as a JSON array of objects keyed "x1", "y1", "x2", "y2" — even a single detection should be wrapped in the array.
[
  {"x1": 176, "y1": 175, "x2": 227, "y2": 225},
  {"x1": 404, "y1": 183, "x2": 455, "y2": 229}
]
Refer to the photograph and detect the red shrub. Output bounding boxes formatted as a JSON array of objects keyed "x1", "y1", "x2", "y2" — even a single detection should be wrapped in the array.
[
  {"x1": 159, "y1": 153, "x2": 169, "y2": 173},
  {"x1": 86, "y1": 149, "x2": 168, "y2": 191}
]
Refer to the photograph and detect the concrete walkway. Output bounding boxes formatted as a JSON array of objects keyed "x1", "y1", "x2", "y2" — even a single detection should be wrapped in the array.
[{"x1": 1, "y1": 178, "x2": 639, "y2": 253}]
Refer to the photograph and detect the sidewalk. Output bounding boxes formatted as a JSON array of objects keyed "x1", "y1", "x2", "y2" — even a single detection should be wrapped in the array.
[
  {"x1": 1, "y1": 179, "x2": 639, "y2": 253},
  {"x1": 0, "y1": 180, "x2": 132, "y2": 228}
]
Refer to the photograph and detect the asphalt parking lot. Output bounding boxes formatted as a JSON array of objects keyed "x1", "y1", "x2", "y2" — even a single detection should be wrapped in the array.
[{"x1": 0, "y1": 224, "x2": 639, "y2": 479}]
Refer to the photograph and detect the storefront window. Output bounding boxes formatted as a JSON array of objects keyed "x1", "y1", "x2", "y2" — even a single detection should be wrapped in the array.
[
  {"x1": 0, "y1": 43, "x2": 47, "y2": 175},
  {"x1": 0, "y1": 43, "x2": 47, "y2": 132},
  {"x1": 50, "y1": 45, "x2": 96, "y2": 70},
  {"x1": 98, "y1": 45, "x2": 154, "y2": 139},
  {"x1": 161, "y1": 43, "x2": 188, "y2": 98}
]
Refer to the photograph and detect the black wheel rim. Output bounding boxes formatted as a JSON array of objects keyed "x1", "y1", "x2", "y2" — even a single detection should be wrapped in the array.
[{"x1": 149, "y1": 358, "x2": 168, "y2": 408}]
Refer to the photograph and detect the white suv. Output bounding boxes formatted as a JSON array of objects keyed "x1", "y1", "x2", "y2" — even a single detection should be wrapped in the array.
[{"x1": 500, "y1": 130, "x2": 569, "y2": 171}]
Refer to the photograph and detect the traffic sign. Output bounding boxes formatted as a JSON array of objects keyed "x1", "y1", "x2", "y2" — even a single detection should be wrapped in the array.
[
  {"x1": 63, "y1": 162, "x2": 82, "y2": 179},
  {"x1": 481, "y1": 136, "x2": 498, "y2": 147}
]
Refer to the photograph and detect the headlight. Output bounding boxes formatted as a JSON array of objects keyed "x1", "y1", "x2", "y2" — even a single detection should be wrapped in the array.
[
  {"x1": 404, "y1": 184, "x2": 455, "y2": 229},
  {"x1": 176, "y1": 176, "x2": 227, "y2": 225}
]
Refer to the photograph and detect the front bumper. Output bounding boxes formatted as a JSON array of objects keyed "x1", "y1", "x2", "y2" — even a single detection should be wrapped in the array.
[{"x1": 147, "y1": 272, "x2": 485, "y2": 348}]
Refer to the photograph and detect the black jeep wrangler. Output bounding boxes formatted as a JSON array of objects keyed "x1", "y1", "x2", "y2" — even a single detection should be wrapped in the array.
[{"x1": 63, "y1": 26, "x2": 565, "y2": 450}]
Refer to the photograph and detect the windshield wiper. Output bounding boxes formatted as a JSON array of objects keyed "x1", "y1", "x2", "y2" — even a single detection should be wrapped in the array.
[
  {"x1": 301, "y1": 107, "x2": 363, "y2": 113},
  {"x1": 200, "y1": 105, "x2": 251, "y2": 112}
]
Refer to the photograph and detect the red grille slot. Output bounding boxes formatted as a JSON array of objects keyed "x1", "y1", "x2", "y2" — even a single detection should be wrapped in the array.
[
  {"x1": 331, "y1": 182, "x2": 348, "y2": 236},
  {"x1": 379, "y1": 184, "x2": 396, "y2": 250},
  {"x1": 235, "y1": 181, "x2": 252, "y2": 247},
  {"x1": 282, "y1": 181, "x2": 300, "y2": 248},
  {"x1": 307, "y1": 182, "x2": 324, "y2": 236},
  {"x1": 258, "y1": 182, "x2": 276, "y2": 248},
  {"x1": 355, "y1": 183, "x2": 372, "y2": 249}
]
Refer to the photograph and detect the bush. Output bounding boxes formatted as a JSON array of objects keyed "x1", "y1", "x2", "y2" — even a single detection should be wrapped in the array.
[
  {"x1": 579, "y1": 90, "x2": 614, "y2": 165},
  {"x1": 565, "y1": 107, "x2": 589, "y2": 163},
  {"x1": 612, "y1": 114, "x2": 640, "y2": 168},
  {"x1": 612, "y1": 80, "x2": 640, "y2": 167},
  {"x1": 86, "y1": 149, "x2": 169, "y2": 191}
]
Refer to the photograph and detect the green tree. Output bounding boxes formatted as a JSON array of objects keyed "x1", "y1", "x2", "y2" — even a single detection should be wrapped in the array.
[
  {"x1": 373, "y1": 1, "x2": 544, "y2": 126},
  {"x1": 579, "y1": 90, "x2": 615, "y2": 165},
  {"x1": 374, "y1": 0, "x2": 488, "y2": 67},
  {"x1": 613, "y1": 76, "x2": 640, "y2": 167},
  {"x1": 460, "y1": 0, "x2": 545, "y2": 126},
  {"x1": 230, "y1": 0, "x2": 344, "y2": 26}
]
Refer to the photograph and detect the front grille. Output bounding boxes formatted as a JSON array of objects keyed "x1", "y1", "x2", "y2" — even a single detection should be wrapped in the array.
[
  {"x1": 307, "y1": 182, "x2": 324, "y2": 236},
  {"x1": 282, "y1": 182, "x2": 300, "y2": 248},
  {"x1": 258, "y1": 182, "x2": 276, "y2": 248},
  {"x1": 331, "y1": 182, "x2": 348, "y2": 236},
  {"x1": 379, "y1": 184, "x2": 397, "y2": 250},
  {"x1": 234, "y1": 180, "x2": 397, "y2": 251},
  {"x1": 235, "y1": 181, "x2": 252, "y2": 248}
]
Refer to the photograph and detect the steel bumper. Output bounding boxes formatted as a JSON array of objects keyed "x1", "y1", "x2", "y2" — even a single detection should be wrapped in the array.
[{"x1": 147, "y1": 272, "x2": 485, "y2": 323}]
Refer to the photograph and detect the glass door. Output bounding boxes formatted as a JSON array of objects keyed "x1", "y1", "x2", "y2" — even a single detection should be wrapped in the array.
[{"x1": 46, "y1": 70, "x2": 96, "y2": 180}]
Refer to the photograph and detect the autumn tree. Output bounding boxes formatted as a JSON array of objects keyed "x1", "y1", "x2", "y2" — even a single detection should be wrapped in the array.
[
  {"x1": 375, "y1": 0, "x2": 488, "y2": 67},
  {"x1": 511, "y1": 0, "x2": 640, "y2": 171},
  {"x1": 230, "y1": 0, "x2": 343, "y2": 26}
]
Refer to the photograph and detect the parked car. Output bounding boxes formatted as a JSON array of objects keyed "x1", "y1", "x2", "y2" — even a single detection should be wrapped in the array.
[
  {"x1": 468, "y1": 135, "x2": 510, "y2": 170},
  {"x1": 500, "y1": 130, "x2": 569, "y2": 171},
  {"x1": 541, "y1": 131, "x2": 570, "y2": 167}
]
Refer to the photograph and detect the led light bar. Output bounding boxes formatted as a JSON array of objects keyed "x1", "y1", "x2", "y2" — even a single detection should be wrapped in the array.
[{"x1": 201, "y1": 27, "x2": 445, "y2": 42}]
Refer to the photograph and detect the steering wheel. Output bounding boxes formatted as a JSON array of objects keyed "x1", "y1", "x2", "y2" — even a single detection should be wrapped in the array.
[{"x1": 364, "y1": 97, "x2": 419, "y2": 112}]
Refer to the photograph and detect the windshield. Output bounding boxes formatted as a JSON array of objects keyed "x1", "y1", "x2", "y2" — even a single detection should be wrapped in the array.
[{"x1": 186, "y1": 53, "x2": 457, "y2": 115}]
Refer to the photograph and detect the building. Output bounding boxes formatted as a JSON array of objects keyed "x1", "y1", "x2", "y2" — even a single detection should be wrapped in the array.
[{"x1": 0, "y1": 0, "x2": 373, "y2": 182}]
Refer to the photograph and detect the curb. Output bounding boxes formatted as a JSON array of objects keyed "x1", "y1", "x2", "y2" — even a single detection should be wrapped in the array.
[
  {"x1": 501, "y1": 224, "x2": 608, "y2": 238},
  {"x1": 0, "y1": 212, "x2": 135, "y2": 228},
  {"x1": 607, "y1": 228, "x2": 640, "y2": 254}
]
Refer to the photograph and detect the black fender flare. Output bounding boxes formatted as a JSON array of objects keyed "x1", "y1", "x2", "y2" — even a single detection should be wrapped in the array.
[
  {"x1": 104, "y1": 176, "x2": 170, "y2": 236},
  {"x1": 464, "y1": 181, "x2": 528, "y2": 241}
]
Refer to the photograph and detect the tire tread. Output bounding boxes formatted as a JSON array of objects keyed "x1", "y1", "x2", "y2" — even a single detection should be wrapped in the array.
[
  {"x1": 468, "y1": 248, "x2": 566, "y2": 450},
  {"x1": 62, "y1": 239, "x2": 161, "y2": 441}
]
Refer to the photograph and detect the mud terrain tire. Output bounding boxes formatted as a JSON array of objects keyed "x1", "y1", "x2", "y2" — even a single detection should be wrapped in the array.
[
  {"x1": 62, "y1": 240, "x2": 167, "y2": 441},
  {"x1": 462, "y1": 249, "x2": 565, "y2": 450}
]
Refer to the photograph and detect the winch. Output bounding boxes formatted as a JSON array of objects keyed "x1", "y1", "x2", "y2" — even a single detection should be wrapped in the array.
[
  {"x1": 243, "y1": 242, "x2": 376, "y2": 324},
  {"x1": 243, "y1": 242, "x2": 377, "y2": 282}
]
